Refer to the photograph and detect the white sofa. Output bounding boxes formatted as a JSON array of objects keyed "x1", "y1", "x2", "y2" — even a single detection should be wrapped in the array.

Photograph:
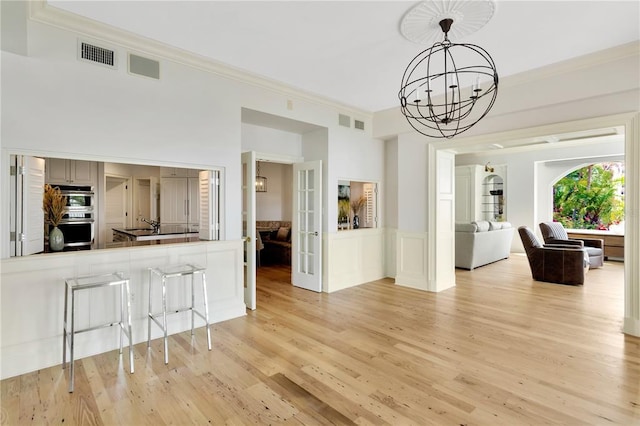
[{"x1": 455, "y1": 220, "x2": 514, "y2": 269}]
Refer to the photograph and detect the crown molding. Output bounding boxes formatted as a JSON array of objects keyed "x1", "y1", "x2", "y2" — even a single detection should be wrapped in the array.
[
  {"x1": 28, "y1": 1, "x2": 373, "y2": 119},
  {"x1": 500, "y1": 41, "x2": 640, "y2": 89}
]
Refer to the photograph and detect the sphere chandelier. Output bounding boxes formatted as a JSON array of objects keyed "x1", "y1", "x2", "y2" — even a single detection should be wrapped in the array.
[{"x1": 398, "y1": 4, "x2": 499, "y2": 139}]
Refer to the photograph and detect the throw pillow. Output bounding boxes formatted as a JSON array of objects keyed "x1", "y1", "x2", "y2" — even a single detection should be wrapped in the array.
[
  {"x1": 276, "y1": 227, "x2": 290, "y2": 241},
  {"x1": 472, "y1": 220, "x2": 490, "y2": 232},
  {"x1": 489, "y1": 221, "x2": 503, "y2": 231}
]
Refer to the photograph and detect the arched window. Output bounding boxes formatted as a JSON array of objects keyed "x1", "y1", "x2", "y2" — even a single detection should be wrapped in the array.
[{"x1": 553, "y1": 162, "x2": 624, "y2": 231}]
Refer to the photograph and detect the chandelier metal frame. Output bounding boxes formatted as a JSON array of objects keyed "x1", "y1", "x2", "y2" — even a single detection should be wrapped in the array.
[{"x1": 399, "y1": 18, "x2": 499, "y2": 139}]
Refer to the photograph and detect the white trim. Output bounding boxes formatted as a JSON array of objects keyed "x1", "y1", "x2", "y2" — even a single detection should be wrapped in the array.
[
  {"x1": 441, "y1": 113, "x2": 636, "y2": 154},
  {"x1": 500, "y1": 41, "x2": 640, "y2": 90},
  {"x1": 253, "y1": 152, "x2": 304, "y2": 165},
  {"x1": 4, "y1": 147, "x2": 222, "y2": 173},
  {"x1": 623, "y1": 113, "x2": 640, "y2": 337}
]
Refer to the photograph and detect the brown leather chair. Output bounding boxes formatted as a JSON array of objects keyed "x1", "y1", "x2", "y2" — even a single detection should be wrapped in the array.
[
  {"x1": 518, "y1": 226, "x2": 589, "y2": 285},
  {"x1": 539, "y1": 222, "x2": 604, "y2": 269}
]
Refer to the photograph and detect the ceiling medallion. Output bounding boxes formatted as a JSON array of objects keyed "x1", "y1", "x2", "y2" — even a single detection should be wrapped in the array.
[
  {"x1": 400, "y1": 0, "x2": 496, "y2": 45},
  {"x1": 398, "y1": 1, "x2": 499, "y2": 139}
]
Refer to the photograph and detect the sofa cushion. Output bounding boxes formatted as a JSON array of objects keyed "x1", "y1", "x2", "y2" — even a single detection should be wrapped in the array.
[
  {"x1": 502, "y1": 222, "x2": 512, "y2": 229},
  {"x1": 275, "y1": 227, "x2": 290, "y2": 242},
  {"x1": 472, "y1": 220, "x2": 490, "y2": 232},
  {"x1": 455, "y1": 223, "x2": 478, "y2": 233},
  {"x1": 489, "y1": 221, "x2": 503, "y2": 230}
]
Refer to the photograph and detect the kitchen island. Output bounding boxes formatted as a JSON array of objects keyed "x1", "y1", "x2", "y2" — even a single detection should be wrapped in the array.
[{"x1": 112, "y1": 225, "x2": 200, "y2": 246}]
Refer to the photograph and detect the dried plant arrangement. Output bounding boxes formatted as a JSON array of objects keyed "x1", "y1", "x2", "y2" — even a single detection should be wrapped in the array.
[
  {"x1": 350, "y1": 196, "x2": 367, "y2": 216},
  {"x1": 43, "y1": 184, "x2": 67, "y2": 227}
]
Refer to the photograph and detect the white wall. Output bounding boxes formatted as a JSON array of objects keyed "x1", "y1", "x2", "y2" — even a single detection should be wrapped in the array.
[
  {"x1": 317, "y1": 126, "x2": 387, "y2": 292},
  {"x1": 241, "y1": 123, "x2": 302, "y2": 158},
  {"x1": 327, "y1": 127, "x2": 385, "y2": 232},
  {"x1": 0, "y1": 8, "x2": 387, "y2": 378},
  {"x1": 255, "y1": 162, "x2": 293, "y2": 222}
]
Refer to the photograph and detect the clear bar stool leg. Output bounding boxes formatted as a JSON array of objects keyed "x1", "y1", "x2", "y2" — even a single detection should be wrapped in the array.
[
  {"x1": 62, "y1": 281, "x2": 69, "y2": 372},
  {"x1": 119, "y1": 281, "x2": 124, "y2": 356},
  {"x1": 202, "y1": 272, "x2": 212, "y2": 350},
  {"x1": 191, "y1": 273, "x2": 195, "y2": 336},
  {"x1": 162, "y1": 275, "x2": 169, "y2": 364},
  {"x1": 69, "y1": 288, "x2": 76, "y2": 393},
  {"x1": 125, "y1": 279, "x2": 134, "y2": 373},
  {"x1": 147, "y1": 269, "x2": 153, "y2": 350}
]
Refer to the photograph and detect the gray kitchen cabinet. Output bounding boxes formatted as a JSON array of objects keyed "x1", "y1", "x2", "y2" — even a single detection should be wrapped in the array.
[
  {"x1": 160, "y1": 167, "x2": 200, "y2": 178},
  {"x1": 46, "y1": 158, "x2": 96, "y2": 185}
]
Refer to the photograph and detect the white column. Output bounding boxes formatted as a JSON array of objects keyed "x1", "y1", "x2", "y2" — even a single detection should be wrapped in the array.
[
  {"x1": 623, "y1": 113, "x2": 640, "y2": 337},
  {"x1": 426, "y1": 145, "x2": 456, "y2": 292}
]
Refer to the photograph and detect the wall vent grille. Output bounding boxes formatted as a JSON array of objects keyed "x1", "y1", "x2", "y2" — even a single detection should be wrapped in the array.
[
  {"x1": 128, "y1": 53, "x2": 160, "y2": 79},
  {"x1": 338, "y1": 114, "x2": 351, "y2": 127},
  {"x1": 354, "y1": 120, "x2": 365, "y2": 130},
  {"x1": 79, "y1": 41, "x2": 116, "y2": 68}
]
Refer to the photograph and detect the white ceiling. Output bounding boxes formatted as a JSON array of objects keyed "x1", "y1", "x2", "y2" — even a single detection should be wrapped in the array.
[{"x1": 49, "y1": 1, "x2": 639, "y2": 113}]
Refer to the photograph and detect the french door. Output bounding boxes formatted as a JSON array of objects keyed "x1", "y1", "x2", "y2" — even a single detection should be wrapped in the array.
[
  {"x1": 292, "y1": 161, "x2": 323, "y2": 292},
  {"x1": 241, "y1": 151, "x2": 257, "y2": 310}
]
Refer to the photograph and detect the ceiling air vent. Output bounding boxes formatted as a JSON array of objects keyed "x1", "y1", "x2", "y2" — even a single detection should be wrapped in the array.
[
  {"x1": 128, "y1": 53, "x2": 160, "y2": 80},
  {"x1": 78, "y1": 41, "x2": 116, "y2": 68},
  {"x1": 354, "y1": 120, "x2": 365, "y2": 130},
  {"x1": 338, "y1": 114, "x2": 351, "y2": 128}
]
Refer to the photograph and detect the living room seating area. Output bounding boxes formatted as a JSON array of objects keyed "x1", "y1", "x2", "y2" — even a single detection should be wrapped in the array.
[
  {"x1": 257, "y1": 221, "x2": 292, "y2": 265},
  {"x1": 539, "y1": 221, "x2": 604, "y2": 269},
  {"x1": 518, "y1": 226, "x2": 590, "y2": 285},
  {"x1": 455, "y1": 220, "x2": 514, "y2": 269}
]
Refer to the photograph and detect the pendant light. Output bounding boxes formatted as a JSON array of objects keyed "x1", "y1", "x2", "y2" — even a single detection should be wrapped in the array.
[
  {"x1": 255, "y1": 161, "x2": 267, "y2": 192},
  {"x1": 398, "y1": 0, "x2": 499, "y2": 139}
]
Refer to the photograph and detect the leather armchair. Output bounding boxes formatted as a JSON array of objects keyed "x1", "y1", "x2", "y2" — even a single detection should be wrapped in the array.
[
  {"x1": 539, "y1": 222, "x2": 604, "y2": 268},
  {"x1": 518, "y1": 226, "x2": 589, "y2": 285}
]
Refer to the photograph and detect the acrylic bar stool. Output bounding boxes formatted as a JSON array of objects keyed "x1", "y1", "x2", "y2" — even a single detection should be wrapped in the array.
[
  {"x1": 148, "y1": 264, "x2": 211, "y2": 364},
  {"x1": 63, "y1": 272, "x2": 134, "y2": 393}
]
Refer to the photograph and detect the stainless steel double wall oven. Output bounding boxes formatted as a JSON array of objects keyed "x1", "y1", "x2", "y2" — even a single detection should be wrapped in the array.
[{"x1": 57, "y1": 185, "x2": 95, "y2": 249}]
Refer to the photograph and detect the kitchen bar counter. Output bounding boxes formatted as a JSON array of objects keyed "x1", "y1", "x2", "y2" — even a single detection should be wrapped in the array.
[{"x1": 112, "y1": 225, "x2": 200, "y2": 242}]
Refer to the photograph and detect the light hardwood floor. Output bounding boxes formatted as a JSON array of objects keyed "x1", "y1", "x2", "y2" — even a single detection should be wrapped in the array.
[{"x1": 2, "y1": 255, "x2": 638, "y2": 425}]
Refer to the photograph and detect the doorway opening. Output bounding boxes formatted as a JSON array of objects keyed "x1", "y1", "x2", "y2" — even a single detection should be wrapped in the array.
[
  {"x1": 255, "y1": 161, "x2": 294, "y2": 299},
  {"x1": 104, "y1": 175, "x2": 130, "y2": 247}
]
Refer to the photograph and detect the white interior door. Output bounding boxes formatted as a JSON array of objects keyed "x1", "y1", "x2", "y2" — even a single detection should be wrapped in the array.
[
  {"x1": 241, "y1": 151, "x2": 257, "y2": 310},
  {"x1": 149, "y1": 176, "x2": 159, "y2": 221},
  {"x1": 133, "y1": 178, "x2": 151, "y2": 227},
  {"x1": 19, "y1": 156, "x2": 45, "y2": 256},
  {"x1": 105, "y1": 176, "x2": 129, "y2": 243},
  {"x1": 292, "y1": 160, "x2": 322, "y2": 292},
  {"x1": 199, "y1": 170, "x2": 219, "y2": 241}
]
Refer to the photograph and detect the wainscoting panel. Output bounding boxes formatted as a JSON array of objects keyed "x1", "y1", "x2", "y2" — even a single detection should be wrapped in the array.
[
  {"x1": 0, "y1": 240, "x2": 245, "y2": 379},
  {"x1": 395, "y1": 231, "x2": 429, "y2": 290},
  {"x1": 385, "y1": 228, "x2": 397, "y2": 279},
  {"x1": 326, "y1": 228, "x2": 385, "y2": 293}
]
